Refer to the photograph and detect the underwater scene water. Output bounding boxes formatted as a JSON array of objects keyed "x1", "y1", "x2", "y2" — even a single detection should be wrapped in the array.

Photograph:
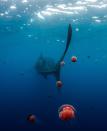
[{"x1": 0, "y1": 0, "x2": 107, "y2": 130}]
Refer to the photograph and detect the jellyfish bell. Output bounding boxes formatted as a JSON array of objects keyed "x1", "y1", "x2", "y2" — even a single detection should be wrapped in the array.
[
  {"x1": 58, "y1": 104, "x2": 76, "y2": 121},
  {"x1": 59, "y1": 108, "x2": 75, "y2": 121},
  {"x1": 59, "y1": 109, "x2": 75, "y2": 121},
  {"x1": 63, "y1": 106, "x2": 72, "y2": 111},
  {"x1": 71, "y1": 56, "x2": 77, "y2": 62},
  {"x1": 59, "y1": 104, "x2": 76, "y2": 112},
  {"x1": 56, "y1": 81, "x2": 63, "y2": 88}
]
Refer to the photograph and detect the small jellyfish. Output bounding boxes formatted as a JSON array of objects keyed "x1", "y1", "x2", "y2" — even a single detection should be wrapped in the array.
[
  {"x1": 71, "y1": 56, "x2": 77, "y2": 62},
  {"x1": 27, "y1": 114, "x2": 36, "y2": 123},
  {"x1": 58, "y1": 104, "x2": 76, "y2": 121},
  {"x1": 60, "y1": 61, "x2": 65, "y2": 66},
  {"x1": 56, "y1": 81, "x2": 63, "y2": 88}
]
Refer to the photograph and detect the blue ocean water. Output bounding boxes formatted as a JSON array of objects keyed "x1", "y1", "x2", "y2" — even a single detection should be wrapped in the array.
[{"x1": 0, "y1": 0, "x2": 107, "y2": 130}]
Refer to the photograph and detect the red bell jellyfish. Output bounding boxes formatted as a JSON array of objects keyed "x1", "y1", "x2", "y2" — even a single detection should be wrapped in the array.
[
  {"x1": 58, "y1": 104, "x2": 76, "y2": 121},
  {"x1": 56, "y1": 81, "x2": 63, "y2": 88},
  {"x1": 27, "y1": 114, "x2": 36, "y2": 123},
  {"x1": 71, "y1": 56, "x2": 77, "y2": 62}
]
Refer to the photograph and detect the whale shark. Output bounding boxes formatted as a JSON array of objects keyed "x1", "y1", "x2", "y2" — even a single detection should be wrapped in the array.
[{"x1": 35, "y1": 24, "x2": 72, "y2": 81}]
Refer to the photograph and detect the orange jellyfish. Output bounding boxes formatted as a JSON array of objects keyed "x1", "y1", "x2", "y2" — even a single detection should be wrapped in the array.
[
  {"x1": 56, "y1": 81, "x2": 63, "y2": 88},
  {"x1": 58, "y1": 104, "x2": 76, "y2": 121},
  {"x1": 71, "y1": 56, "x2": 77, "y2": 62},
  {"x1": 27, "y1": 114, "x2": 36, "y2": 123}
]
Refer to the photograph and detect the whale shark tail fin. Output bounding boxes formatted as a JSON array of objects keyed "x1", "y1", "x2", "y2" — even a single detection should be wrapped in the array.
[
  {"x1": 59, "y1": 24, "x2": 72, "y2": 62},
  {"x1": 54, "y1": 24, "x2": 72, "y2": 81}
]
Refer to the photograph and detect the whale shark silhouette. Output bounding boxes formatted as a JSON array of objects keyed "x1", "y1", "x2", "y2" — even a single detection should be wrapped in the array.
[{"x1": 35, "y1": 24, "x2": 72, "y2": 81}]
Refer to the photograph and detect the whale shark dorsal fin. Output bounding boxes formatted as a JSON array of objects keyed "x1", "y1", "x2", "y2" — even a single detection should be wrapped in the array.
[{"x1": 59, "y1": 24, "x2": 72, "y2": 62}]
